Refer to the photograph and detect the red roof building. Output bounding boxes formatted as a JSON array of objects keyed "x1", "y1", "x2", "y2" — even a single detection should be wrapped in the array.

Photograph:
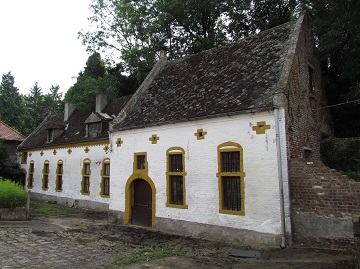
[{"x1": 0, "y1": 119, "x2": 25, "y2": 165}]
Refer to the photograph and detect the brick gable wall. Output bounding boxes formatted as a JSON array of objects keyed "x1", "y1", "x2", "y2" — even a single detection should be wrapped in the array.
[{"x1": 282, "y1": 13, "x2": 332, "y2": 160}]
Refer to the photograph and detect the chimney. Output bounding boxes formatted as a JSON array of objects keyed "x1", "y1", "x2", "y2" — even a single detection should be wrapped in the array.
[
  {"x1": 96, "y1": 94, "x2": 108, "y2": 113},
  {"x1": 160, "y1": 50, "x2": 166, "y2": 58},
  {"x1": 64, "y1": 103, "x2": 76, "y2": 121}
]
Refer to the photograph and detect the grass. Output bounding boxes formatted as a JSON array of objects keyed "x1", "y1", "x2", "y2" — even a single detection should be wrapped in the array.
[
  {"x1": 0, "y1": 177, "x2": 27, "y2": 208},
  {"x1": 106, "y1": 246, "x2": 187, "y2": 268},
  {"x1": 30, "y1": 200, "x2": 84, "y2": 217}
]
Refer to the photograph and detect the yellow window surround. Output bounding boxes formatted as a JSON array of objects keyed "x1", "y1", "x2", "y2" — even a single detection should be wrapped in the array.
[
  {"x1": 27, "y1": 161, "x2": 34, "y2": 189},
  {"x1": 217, "y1": 142, "x2": 245, "y2": 216},
  {"x1": 81, "y1": 158, "x2": 91, "y2": 195},
  {"x1": 55, "y1": 160, "x2": 63, "y2": 192},
  {"x1": 166, "y1": 147, "x2": 188, "y2": 209},
  {"x1": 100, "y1": 158, "x2": 110, "y2": 198},
  {"x1": 42, "y1": 160, "x2": 50, "y2": 191}
]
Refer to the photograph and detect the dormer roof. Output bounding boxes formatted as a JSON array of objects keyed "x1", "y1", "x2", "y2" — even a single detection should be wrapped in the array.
[{"x1": 18, "y1": 95, "x2": 132, "y2": 150}]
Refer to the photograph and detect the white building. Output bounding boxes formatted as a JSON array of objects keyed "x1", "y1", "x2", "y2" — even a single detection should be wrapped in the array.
[{"x1": 19, "y1": 12, "x2": 331, "y2": 246}]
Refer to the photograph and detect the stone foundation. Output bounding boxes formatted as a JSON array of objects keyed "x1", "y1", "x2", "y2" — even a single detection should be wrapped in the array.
[
  {"x1": 30, "y1": 192, "x2": 109, "y2": 212},
  {"x1": 109, "y1": 209, "x2": 282, "y2": 247},
  {"x1": 0, "y1": 207, "x2": 27, "y2": 221}
]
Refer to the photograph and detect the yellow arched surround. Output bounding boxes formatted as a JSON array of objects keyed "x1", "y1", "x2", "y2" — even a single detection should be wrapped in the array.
[
  {"x1": 124, "y1": 152, "x2": 156, "y2": 228},
  {"x1": 217, "y1": 141, "x2": 246, "y2": 216}
]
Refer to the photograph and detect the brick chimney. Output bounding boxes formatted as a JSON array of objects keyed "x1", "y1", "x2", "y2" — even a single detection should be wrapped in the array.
[{"x1": 96, "y1": 94, "x2": 108, "y2": 113}]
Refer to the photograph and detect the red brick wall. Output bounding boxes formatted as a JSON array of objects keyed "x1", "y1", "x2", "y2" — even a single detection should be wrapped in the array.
[
  {"x1": 284, "y1": 13, "x2": 332, "y2": 160},
  {"x1": 290, "y1": 159, "x2": 360, "y2": 217}
]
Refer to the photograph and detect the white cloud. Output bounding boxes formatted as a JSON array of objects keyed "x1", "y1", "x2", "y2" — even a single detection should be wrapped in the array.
[{"x1": 0, "y1": 0, "x2": 93, "y2": 95}]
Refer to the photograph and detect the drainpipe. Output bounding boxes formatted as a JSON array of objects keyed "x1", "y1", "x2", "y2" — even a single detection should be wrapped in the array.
[{"x1": 274, "y1": 107, "x2": 287, "y2": 248}]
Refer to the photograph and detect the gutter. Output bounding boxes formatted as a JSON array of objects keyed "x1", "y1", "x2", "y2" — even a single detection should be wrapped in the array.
[{"x1": 274, "y1": 107, "x2": 287, "y2": 248}]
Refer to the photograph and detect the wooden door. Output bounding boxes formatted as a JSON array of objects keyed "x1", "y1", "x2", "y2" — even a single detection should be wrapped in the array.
[{"x1": 131, "y1": 179, "x2": 152, "y2": 227}]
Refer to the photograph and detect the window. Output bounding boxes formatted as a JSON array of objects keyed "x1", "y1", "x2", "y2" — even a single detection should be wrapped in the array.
[
  {"x1": 81, "y1": 159, "x2": 91, "y2": 195},
  {"x1": 42, "y1": 160, "x2": 49, "y2": 190},
  {"x1": 47, "y1": 129, "x2": 54, "y2": 142},
  {"x1": 87, "y1": 122, "x2": 102, "y2": 138},
  {"x1": 55, "y1": 160, "x2": 63, "y2": 192},
  {"x1": 100, "y1": 158, "x2": 110, "y2": 197},
  {"x1": 137, "y1": 155, "x2": 145, "y2": 170},
  {"x1": 133, "y1": 153, "x2": 147, "y2": 172},
  {"x1": 27, "y1": 161, "x2": 34, "y2": 188},
  {"x1": 21, "y1": 152, "x2": 28, "y2": 164},
  {"x1": 166, "y1": 147, "x2": 188, "y2": 209},
  {"x1": 217, "y1": 142, "x2": 245, "y2": 215}
]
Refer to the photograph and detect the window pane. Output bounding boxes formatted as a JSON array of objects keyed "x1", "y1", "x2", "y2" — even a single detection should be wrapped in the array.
[
  {"x1": 104, "y1": 163, "x2": 110, "y2": 176},
  {"x1": 58, "y1": 164, "x2": 63, "y2": 174},
  {"x1": 30, "y1": 163, "x2": 34, "y2": 173},
  {"x1": 221, "y1": 152, "x2": 240, "y2": 172},
  {"x1": 48, "y1": 129, "x2": 54, "y2": 142},
  {"x1": 83, "y1": 177, "x2": 89, "y2": 193},
  {"x1": 44, "y1": 175, "x2": 49, "y2": 188},
  {"x1": 170, "y1": 176, "x2": 183, "y2": 205},
  {"x1": 222, "y1": 176, "x2": 241, "y2": 211},
  {"x1": 170, "y1": 154, "x2": 183, "y2": 172},
  {"x1": 137, "y1": 155, "x2": 145, "y2": 170},
  {"x1": 104, "y1": 178, "x2": 110, "y2": 196},
  {"x1": 84, "y1": 164, "x2": 90, "y2": 175},
  {"x1": 44, "y1": 163, "x2": 49, "y2": 174},
  {"x1": 57, "y1": 176, "x2": 62, "y2": 190},
  {"x1": 88, "y1": 122, "x2": 102, "y2": 137}
]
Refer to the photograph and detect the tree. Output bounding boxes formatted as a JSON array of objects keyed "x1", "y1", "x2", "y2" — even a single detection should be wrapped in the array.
[
  {"x1": 83, "y1": 52, "x2": 106, "y2": 78},
  {"x1": 302, "y1": 0, "x2": 360, "y2": 137},
  {"x1": 79, "y1": 0, "x2": 256, "y2": 82},
  {"x1": 44, "y1": 85, "x2": 64, "y2": 114},
  {"x1": 24, "y1": 82, "x2": 47, "y2": 133},
  {"x1": 0, "y1": 72, "x2": 26, "y2": 134},
  {"x1": 65, "y1": 51, "x2": 140, "y2": 108},
  {"x1": 248, "y1": 0, "x2": 298, "y2": 32}
]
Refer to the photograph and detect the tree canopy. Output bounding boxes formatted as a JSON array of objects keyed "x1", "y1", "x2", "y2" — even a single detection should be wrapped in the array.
[
  {"x1": 64, "y1": 52, "x2": 139, "y2": 108},
  {"x1": 79, "y1": 0, "x2": 299, "y2": 82},
  {"x1": 0, "y1": 72, "x2": 63, "y2": 136},
  {"x1": 79, "y1": 0, "x2": 360, "y2": 137},
  {"x1": 306, "y1": 0, "x2": 360, "y2": 137}
]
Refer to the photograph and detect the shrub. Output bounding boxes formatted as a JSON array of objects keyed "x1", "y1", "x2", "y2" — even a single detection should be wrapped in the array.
[
  {"x1": 321, "y1": 138, "x2": 360, "y2": 181},
  {"x1": 0, "y1": 177, "x2": 27, "y2": 208}
]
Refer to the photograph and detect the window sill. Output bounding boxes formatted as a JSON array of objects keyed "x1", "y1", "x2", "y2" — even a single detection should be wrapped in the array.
[
  {"x1": 219, "y1": 209, "x2": 245, "y2": 216},
  {"x1": 166, "y1": 203, "x2": 188, "y2": 209}
]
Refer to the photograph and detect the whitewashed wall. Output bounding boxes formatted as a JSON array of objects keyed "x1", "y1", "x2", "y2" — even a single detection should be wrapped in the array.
[
  {"x1": 110, "y1": 110, "x2": 290, "y2": 236},
  {"x1": 21, "y1": 144, "x2": 111, "y2": 206}
]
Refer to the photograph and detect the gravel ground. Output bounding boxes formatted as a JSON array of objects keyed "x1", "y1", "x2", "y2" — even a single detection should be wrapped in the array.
[{"x1": 0, "y1": 211, "x2": 357, "y2": 269}]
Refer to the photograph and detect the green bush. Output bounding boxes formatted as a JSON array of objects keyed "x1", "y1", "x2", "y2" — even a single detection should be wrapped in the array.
[
  {"x1": 0, "y1": 177, "x2": 27, "y2": 208},
  {"x1": 321, "y1": 138, "x2": 360, "y2": 181}
]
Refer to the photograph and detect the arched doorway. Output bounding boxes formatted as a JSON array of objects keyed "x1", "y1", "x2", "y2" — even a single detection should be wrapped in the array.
[{"x1": 131, "y1": 179, "x2": 152, "y2": 227}]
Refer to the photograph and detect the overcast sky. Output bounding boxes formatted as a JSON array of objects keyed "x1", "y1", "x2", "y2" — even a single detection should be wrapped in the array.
[{"x1": 0, "y1": 0, "x2": 93, "y2": 95}]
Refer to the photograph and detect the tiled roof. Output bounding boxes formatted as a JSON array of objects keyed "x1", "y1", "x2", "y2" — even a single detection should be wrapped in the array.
[
  {"x1": 113, "y1": 19, "x2": 297, "y2": 131},
  {"x1": 18, "y1": 95, "x2": 132, "y2": 150},
  {"x1": 0, "y1": 120, "x2": 25, "y2": 141}
]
